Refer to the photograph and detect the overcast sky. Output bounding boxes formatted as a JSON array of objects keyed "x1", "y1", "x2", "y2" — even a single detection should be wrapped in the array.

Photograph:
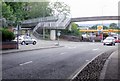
[
  {"x1": 53, "y1": 0, "x2": 120, "y2": 25},
  {"x1": 57, "y1": 0, "x2": 119, "y2": 17}
]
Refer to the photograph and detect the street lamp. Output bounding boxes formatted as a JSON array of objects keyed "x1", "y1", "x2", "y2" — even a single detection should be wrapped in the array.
[
  {"x1": 101, "y1": 5, "x2": 107, "y2": 42},
  {"x1": 16, "y1": 21, "x2": 21, "y2": 49},
  {"x1": 42, "y1": 2, "x2": 46, "y2": 39},
  {"x1": 57, "y1": 30, "x2": 61, "y2": 46}
]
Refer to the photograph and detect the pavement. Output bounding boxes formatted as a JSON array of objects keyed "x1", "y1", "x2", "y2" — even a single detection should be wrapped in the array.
[
  {"x1": 99, "y1": 48, "x2": 119, "y2": 80},
  {"x1": 1, "y1": 40, "x2": 63, "y2": 54}
]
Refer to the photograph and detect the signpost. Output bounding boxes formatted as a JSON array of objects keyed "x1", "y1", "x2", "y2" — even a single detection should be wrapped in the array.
[
  {"x1": 16, "y1": 22, "x2": 21, "y2": 49},
  {"x1": 97, "y1": 25, "x2": 103, "y2": 42},
  {"x1": 57, "y1": 31, "x2": 61, "y2": 46},
  {"x1": 97, "y1": 25, "x2": 103, "y2": 35},
  {"x1": 108, "y1": 29, "x2": 113, "y2": 36}
]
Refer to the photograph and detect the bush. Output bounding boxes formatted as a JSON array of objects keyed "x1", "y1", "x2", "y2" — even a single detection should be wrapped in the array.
[{"x1": 0, "y1": 28, "x2": 15, "y2": 42}]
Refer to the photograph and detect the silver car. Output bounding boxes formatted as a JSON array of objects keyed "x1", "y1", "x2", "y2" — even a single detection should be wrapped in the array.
[
  {"x1": 103, "y1": 37, "x2": 115, "y2": 46},
  {"x1": 13, "y1": 35, "x2": 37, "y2": 45}
]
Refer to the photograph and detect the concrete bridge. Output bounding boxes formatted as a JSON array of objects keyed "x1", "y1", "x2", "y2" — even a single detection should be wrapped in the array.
[
  {"x1": 22, "y1": 16, "x2": 120, "y2": 28},
  {"x1": 71, "y1": 16, "x2": 120, "y2": 22},
  {"x1": 20, "y1": 16, "x2": 120, "y2": 40}
]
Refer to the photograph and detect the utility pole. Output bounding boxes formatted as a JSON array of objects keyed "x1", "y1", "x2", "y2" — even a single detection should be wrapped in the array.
[
  {"x1": 42, "y1": 2, "x2": 45, "y2": 39},
  {"x1": 16, "y1": 21, "x2": 21, "y2": 49}
]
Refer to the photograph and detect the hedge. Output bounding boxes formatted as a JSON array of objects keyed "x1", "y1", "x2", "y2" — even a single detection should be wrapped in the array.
[{"x1": 0, "y1": 28, "x2": 15, "y2": 42}]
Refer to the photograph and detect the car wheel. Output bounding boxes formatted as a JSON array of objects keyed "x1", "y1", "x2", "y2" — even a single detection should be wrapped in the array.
[
  {"x1": 26, "y1": 43, "x2": 28, "y2": 45},
  {"x1": 103, "y1": 43, "x2": 105, "y2": 45},
  {"x1": 113, "y1": 43, "x2": 115, "y2": 46},
  {"x1": 21, "y1": 41, "x2": 25, "y2": 45},
  {"x1": 33, "y1": 41, "x2": 36, "y2": 45}
]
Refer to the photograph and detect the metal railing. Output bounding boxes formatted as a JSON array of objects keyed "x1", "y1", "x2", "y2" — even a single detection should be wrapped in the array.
[
  {"x1": 22, "y1": 16, "x2": 58, "y2": 24},
  {"x1": 33, "y1": 15, "x2": 71, "y2": 38}
]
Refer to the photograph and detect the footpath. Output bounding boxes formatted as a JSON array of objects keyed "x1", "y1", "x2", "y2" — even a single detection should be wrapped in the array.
[
  {"x1": 99, "y1": 49, "x2": 119, "y2": 81},
  {"x1": 1, "y1": 40, "x2": 63, "y2": 54}
]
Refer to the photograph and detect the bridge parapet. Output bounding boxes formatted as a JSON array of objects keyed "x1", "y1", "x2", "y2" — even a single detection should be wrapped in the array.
[
  {"x1": 71, "y1": 16, "x2": 120, "y2": 22},
  {"x1": 22, "y1": 16, "x2": 58, "y2": 24}
]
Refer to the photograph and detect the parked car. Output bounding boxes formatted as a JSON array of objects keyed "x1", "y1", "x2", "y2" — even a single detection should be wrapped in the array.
[
  {"x1": 114, "y1": 37, "x2": 120, "y2": 43},
  {"x1": 13, "y1": 35, "x2": 37, "y2": 45},
  {"x1": 103, "y1": 37, "x2": 115, "y2": 46}
]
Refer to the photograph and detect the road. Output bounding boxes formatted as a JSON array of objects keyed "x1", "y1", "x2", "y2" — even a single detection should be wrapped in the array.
[{"x1": 1, "y1": 42, "x2": 118, "y2": 79}]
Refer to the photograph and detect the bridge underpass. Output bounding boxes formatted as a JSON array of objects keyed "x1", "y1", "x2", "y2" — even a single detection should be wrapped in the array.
[{"x1": 21, "y1": 16, "x2": 120, "y2": 40}]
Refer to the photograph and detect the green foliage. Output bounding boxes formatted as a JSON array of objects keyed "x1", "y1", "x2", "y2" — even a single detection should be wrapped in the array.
[
  {"x1": 90, "y1": 25, "x2": 97, "y2": 29},
  {"x1": 2, "y1": 2, "x2": 15, "y2": 21},
  {"x1": 0, "y1": 28, "x2": 15, "y2": 42},
  {"x1": 109, "y1": 23, "x2": 118, "y2": 29},
  {"x1": 71, "y1": 23, "x2": 80, "y2": 36},
  {"x1": 103, "y1": 25, "x2": 108, "y2": 29},
  {"x1": 2, "y1": 1, "x2": 53, "y2": 21},
  {"x1": 27, "y1": 2, "x2": 53, "y2": 19},
  {"x1": 61, "y1": 23, "x2": 80, "y2": 36},
  {"x1": 90, "y1": 25, "x2": 108, "y2": 29},
  {"x1": 2, "y1": 1, "x2": 70, "y2": 22}
]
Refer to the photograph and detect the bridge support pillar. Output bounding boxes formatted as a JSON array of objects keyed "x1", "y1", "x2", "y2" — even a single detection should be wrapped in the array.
[
  {"x1": 50, "y1": 30, "x2": 56, "y2": 40},
  {"x1": 68, "y1": 24, "x2": 72, "y2": 31}
]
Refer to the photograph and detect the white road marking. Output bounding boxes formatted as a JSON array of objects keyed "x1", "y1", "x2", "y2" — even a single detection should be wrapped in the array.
[
  {"x1": 89, "y1": 43, "x2": 95, "y2": 45},
  {"x1": 60, "y1": 52, "x2": 66, "y2": 55},
  {"x1": 67, "y1": 46, "x2": 77, "y2": 49},
  {"x1": 86, "y1": 60, "x2": 89, "y2": 62},
  {"x1": 92, "y1": 48, "x2": 99, "y2": 51},
  {"x1": 19, "y1": 61, "x2": 33, "y2": 66}
]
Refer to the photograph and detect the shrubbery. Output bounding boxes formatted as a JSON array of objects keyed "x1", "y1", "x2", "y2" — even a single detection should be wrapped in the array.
[{"x1": 0, "y1": 28, "x2": 15, "y2": 42}]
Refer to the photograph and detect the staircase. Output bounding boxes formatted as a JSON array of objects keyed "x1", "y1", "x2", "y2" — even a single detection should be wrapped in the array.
[{"x1": 33, "y1": 15, "x2": 71, "y2": 38}]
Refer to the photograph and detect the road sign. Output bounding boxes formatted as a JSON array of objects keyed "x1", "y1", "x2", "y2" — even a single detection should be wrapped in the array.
[
  {"x1": 97, "y1": 25, "x2": 103, "y2": 31},
  {"x1": 57, "y1": 31, "x2": 61, "y2": 36}
]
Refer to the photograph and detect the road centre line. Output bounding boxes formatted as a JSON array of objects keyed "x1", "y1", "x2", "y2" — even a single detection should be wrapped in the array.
[
  {"x1": 92, "y1": 48, "x2": 99, "y2": 51},
  {"x1": 67, "y1": 46, "x2": 77, "y2": 49},
  {"x1": 86, "y1": 60, "x2": 89, "y2": 62},
  {"x1": 60, "y1": 52, "x2": 66, "y2": 55},
  {"x1": 19, "y1": 61, "x2": 33, "y2": 66}
]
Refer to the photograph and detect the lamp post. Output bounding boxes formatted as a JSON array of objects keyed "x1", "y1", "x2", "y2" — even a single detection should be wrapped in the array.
[
  {"x1": 101, "y1": 5, "x2": 107, "y2": 42},
  {"x1": 16, "y1": 21, "x2": 21, "y2": 49},
  {"x1": 57, "y1": 30, "x2": 61, "y2": 46},
  {"x1": 42, "y1": 2, "x2": 46, "y2": 39}
]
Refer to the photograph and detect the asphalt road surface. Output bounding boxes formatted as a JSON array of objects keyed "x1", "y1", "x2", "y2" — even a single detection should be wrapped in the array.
[{"x1": 1, "y1": 42, "x2": 118, "y2": 79}]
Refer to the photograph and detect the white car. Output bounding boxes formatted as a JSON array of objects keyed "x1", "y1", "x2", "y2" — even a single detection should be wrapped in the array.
[
  {"x1": 103, "y1": 37, "x2": 115, "y2": 46},
  {"x1": 13, "y1": 35, "x2": 37, "y2": 45}
]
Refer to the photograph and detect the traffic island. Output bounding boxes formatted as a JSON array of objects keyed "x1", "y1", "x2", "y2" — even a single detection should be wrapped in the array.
[{"x1": 71, "y1": 50, "x2": 115, "y2": 81}]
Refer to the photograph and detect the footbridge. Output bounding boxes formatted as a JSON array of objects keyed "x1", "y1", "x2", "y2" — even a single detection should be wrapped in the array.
[{"x1": 21, "y1": 16, "x2": 120, "y2": 40}]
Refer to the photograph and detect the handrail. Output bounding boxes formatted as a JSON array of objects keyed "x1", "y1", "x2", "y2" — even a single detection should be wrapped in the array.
[
  {"x1": 33, "y1": 14, "x2": 71, "y2": 37},
  {"x1": 23, "y1": 16, "x2": 58, "y2": 24}
]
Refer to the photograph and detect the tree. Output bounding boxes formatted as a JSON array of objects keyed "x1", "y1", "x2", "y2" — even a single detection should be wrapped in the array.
[
  {"x1": 71, "y1": 23, "x2": 80, "y2": 36},
  {"x1": 2, "y1": 2, "x2": 28, "y2": 26},
  {"x1": 2, "y1": 2, "x2": 15, "y2": 21},
  {"x1": 2, "y1": 1, "x2": 53, "y2": 21},
  {"x1": 61, "y1": 23, "x2": 80, "y2": 36},
  {"x1": 103, "y1": 25, "x2": 108, "y2": 29},
  {"x1": 90, "y1": 25, "x2": 97, "y2": 29},
  {"x1": 27, "y1": 2, "x2": 53, "y2": 19},
  {"x1": 109, "y1": 23, "x2": 118, "y2": 29},
  {"x1": 50, "y1": 2, "x2": 70, "y2": 17},
  {"x1": 90, "y1": 24, "x2": 108, "y2": 29}
]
